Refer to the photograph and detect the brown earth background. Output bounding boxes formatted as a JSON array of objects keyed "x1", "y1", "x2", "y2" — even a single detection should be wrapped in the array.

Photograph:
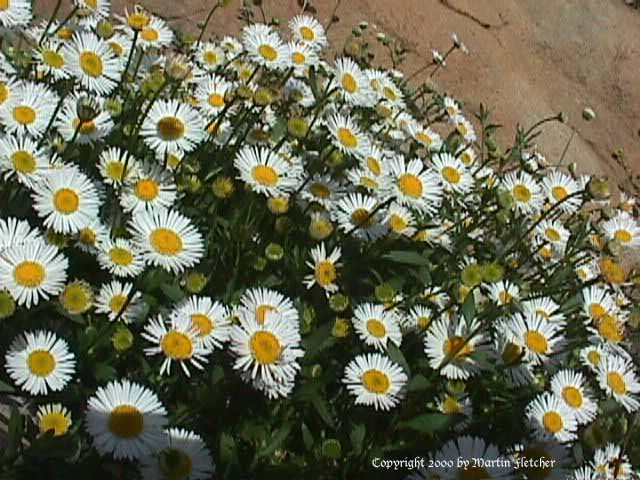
[{"x1": 34, "y1": 0, "x2": 640, "y2": 181}]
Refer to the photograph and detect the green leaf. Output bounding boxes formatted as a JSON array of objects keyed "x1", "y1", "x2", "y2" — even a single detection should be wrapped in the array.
[
  {"x1": 311, "y1": 395, "x2": 336, "y2": 429},
  {"x1": 160, "y1": 283, "x2": 185, "y2": 302},
  {"x1": 0, "y1": 379, "x2": 14, "y2": 393},
  {"x1": 5, "y1": 406, "x2": 23, "y2": 459},
  {"x1": 461, "y1": 292, "x2": 476, "y2": 323},
  {"x1": 407, "y1": 374, "x2": 430, "y2": 392},
  {"x1": 301, "y1": 422, "x2": 314, "y2": 451},
  {"x1": 219, "y1": 432, "x2": 237, "y2": 465},
  {"x1": 302, "y1": 321, "x2": 334, "y2": 360},
  {"x1": 399, "y1": 413, "x2": 454, "y2": 434},
  {"x1": 256, "y1": 422, "x2": 293, "y2": 460},
  {"x1": 94, "y1": 363, "x2": 117, "y2": 382},
  {"x1": 383, "y1": 250, "x2": 430, "y2": 266},
  {"x1": 387, "y1": 342, "x2": 410, "y2": 377},
  {"x1": 350, "y1": 423, "x2": 366, "y2": 455},
  {"x1": 210, "y1": 365, "x2": 224, "y2": 387}
]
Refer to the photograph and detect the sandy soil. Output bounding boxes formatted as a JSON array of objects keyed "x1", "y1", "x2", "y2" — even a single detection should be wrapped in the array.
[{"x1": 35, "y1": 0, "x2": 640, "y2": 180}]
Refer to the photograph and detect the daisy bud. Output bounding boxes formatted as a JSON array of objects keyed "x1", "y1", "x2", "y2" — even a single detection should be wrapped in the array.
[
  {"x1": 359, "y1": 21, "x2": 369, "y2": 30},
  {"x1": 165, "y1": 54, "x2": 191, "y2": 82},
  {"x1": 127, "y1": 6, "x2": 151, "y2": 31},
  {"x1": 446, "y1": 380, "x2": 466, "y2": 395},
  {"x1": 352, "y1": 28, "x2": 362, "y2": 37},
  {"x1": 329, "y1": 293, "x2": 349, "y2": 313},
  {"x1": 96, "y1": 20, "x2": 115, "y2": 39},
  {"x1": 311, "y1": 364, "x2": 323, "y2": 378},
  {"x1": 184, "y1": 272, "x2": 208, "y2": 293},
  {"x1": 344, "y1": 39, "x2": 361, "y2": 57},
  {"x1": 582, "y1": 107, "x2": 596, "y2": 121},
  {"x1": 159, "y1": 448, "x2": 191, "y2": 479},
  {"x1": 253, "y1": 87, "x2": 274, "y2": 106},
  {"x1": 267, "y1": 196, "x2": 290, "y2": 215},
  {"x1": 274, "y1": 216, "x2": 293, "y2": 235},
  {"x1": 0, "y1": 290, "x2": 16, "y2": 319},
  {"x1": 309, "y1": 214, "x2": 334, "y2": 241},
  {"x1": 253, "y1": 257, "x2": 267, "y2": 272},
  {"x1": 567, "y1": 162, "x2": 578, "y2": 177},
  {"x1": 628, "y1": 310, "x2": 640, "y2": 329},
  {"x1": 76, "y1": 95, "x2": 100, "y2": 123},
  {"x1": 376, "y1": 104, "x2": 393, "y2": 118},
  {"x1": 265, "y1": 243, "x2": 284, "y2": 262},
  {"x1": 557, "y1": 112, "x2": 567, "y2": 123},
  {"x1": 461, "y1": 263, "x2": 483, "y2": 287},
  {"x1": 599, "y1": 257, "x2": 627, "y2": 285},
  {"x1": 376, "y1": 32, "x2": 386, "y2": 42},
  {"x1": 327, "y1": 150, "x2": 345, "y2": 168},
  {"x1": 332, "y1": 318, "x2": 350, "y2": 338},
  {"x1": 211, "y1": 176, "x2": 235, "y2": 199},
  {"x1": 481, "y1": 262, "x2": 504, "y2": 283},
  {"x1": 60, "y1": 280, "x2": 94, "y2": 315},
  {"x1": 587, "y1": 177, "x2": 610, "y2": 201},
  {"x1": 112, "y1": 327, "x2": 134, "y2": 352},
  {"x1": 375, "y1": 283, "x2": 395, "y2": 303},
  {"x1": 287, "y1": 117, "x2": 309, "y2": 138},
  {"x1": 322, "y1": 439, "x2": 342, "y2": 459},
  {"x1": 236, "y1": 85, "x2": 253, "y2": 100},
  {"x1": 105, "y1": 99, "x2": 122, "y2": 117}
]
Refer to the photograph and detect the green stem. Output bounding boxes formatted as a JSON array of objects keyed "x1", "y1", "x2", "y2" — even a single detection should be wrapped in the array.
[
  {"x1": 51, "y1": 6, "x2": 78, "y2": 36},
  {"x1": 38, "y1": 0, "x2": 62, "y2": 45}
]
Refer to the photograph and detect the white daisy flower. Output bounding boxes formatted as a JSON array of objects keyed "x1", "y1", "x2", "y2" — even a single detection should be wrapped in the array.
[
  {"x1": 579, "y1": 344, "x2": 607, "y2": 372},
  {"x1": 486, "y1": 280, "x2": 520, "y2": 306},
  {"x1": 289, "y1": 15, "x2": 328, "y2": 50},
  {"x1": 0, "y1": 217, "x2": 42, "y2": 251},
  {"x1": 120, "y1": 161, "x2": 177, "y2": 214},
  {"x1": 343, "y1": 353, "x2": 407, "y2": 411},
  {"x1": 134, "y1": 15, "x2": 174, "y2": 50},
  {"x1": 300, "y1": 173, "x2": 344, "y2": 209},
  {"x1": 0, "y1": 240, "x2": 68, "y2": 308},
  {"x1": 98, "y1": 147, "x2": 139, "y2": 186},
  {"x1": 170, "y1": 296, "x2": 231, "y2": 351},
  {"x1": 238, "y1": 287, "x2": 299, "y2": 332},
  {"x1": 332, "y1": 192, "x2": 389, "y2": 242},
  {"x1": 286, "y1": 41, "x2": 319, "y2": 75},
  {"x1": 491, "y1": 330, "x2": 535, "y2": 386},
  {"x1": 35, "y1": 41, "x2": 70, "y2": 81},
  {"x1": 384, "y1": 156, "x2": 442, "y2": 214},
  {"x1": 443, "y1": 96, "x2": 460, "y2": 119},
  {"x1": 32, "y1": 168, "x2": 101, "y2": 234},
  {"x1": 0, "y1": 82, "x2": 57, "y2": 138},
  {"x1": 521, "y1": 296, "x2": 564, "y2": 323},
  {"x1": 602, "y1": 212, "x2": 640, "y2": 249},
  {"x1": 326, "y1": 112, "x2": 370, "y2": 157},
  {"x1": 304, "y1": 243, "x2": 341, "y2": 295},
  {"x1": 0, "y1": 0, "x2": 30, "y2": 27},
  {"x1": 431, "y1": 152, "x2": 472, "y2": 194},
  {"x1": 0, "y1": 134, "x2": 50, "y2": 189},
  {"x1": 194, "y1": 41, "x2": 226, "y2": 71},
  {"x1": 37, "y1": 403, "x2": 72, "y2": 437},
  {"x1": 142, "y1": 314, "x2": 208, "y2": 376},
  {"x1": 140, "y1": 99, "x2": 206, "y2": 157},
  {"x1": 401, "y1": 305, "x2": 433, "y2": 332},
  {"x1": 346, "y1": 167, "x2": 384, "y2": 192},
  {"x1": 453, "y1": 116, "x2": 476, "y2": 143},
  {"x1": 424, "y1": 316, "x2": 486, "y2": 380},
  {"x1": 234, "y1": 145, "x2": 303, "y2": 197},
  {"x1": 592, "y1": 444, "x2": 632, "y2": 480},
  {"x1": 55, "y1": 94, "x2": 114, "y2": 145},
  {"x1": 550, "y1": 369, "x2": 597, "y2": 425},
  {"x1": 506, "y1": 312, "x2": 565, "y2": 366},
  {"x1": 458, "y1": 146, "x2": 477, "y2": 167},
  {"x1": 384, "y1": 203, "x2": 417, "y2": 237},
  {"x1": 526, "y1": 392, "x2": 578, "y2": 443},
  {"x1": 242, "y1": 27, "x2": 288, "y2": 70},
  {"x1": 352, "y1": 303, "x2": 402, "y2": 352},
  {"x1": 129, "y1": 209, "x2": 204, "y2": 275},
  {"x1": 194, "y1": 74, "x2": 234, "y2": 117},
  {"x1": 332, "y1": 57, "x2": 375, "y2": 107},
  {"x1": 95, "y1": 280, "x2": 145, "y2": 323},
  {"x1": 406, "y1": 122, "x2": 443, "y2": 151},
  {"x1": 542, "y1": 170, "x2": 582, "y2": 214},
  {"x1": 63, "y1": 32, "x2": 121, "y2": 95},
  {"x1": 97, "y1": 237, "x2": 146, "y2": 278},
  {"x1": 140, "y1": 428, "x2": 215, "y2": 480},
  {"x1": 581, "y1": 285, "x2": 617, "y2": 325},
  {"x1": 5, "y1": 330, "x2": 75, "y2": 395},
  {"x1": 502, "y1": 171, "x2": 544, "y2": 215},
  {"x1": 85, "y1": 379, "x2": 167, "y2": 460},
  {"x1": 597, "y1": 355, "x2": 640, "y2": 412},
  {"x1": 534, "y1": 219, "x2": 571, "y2": 252}
]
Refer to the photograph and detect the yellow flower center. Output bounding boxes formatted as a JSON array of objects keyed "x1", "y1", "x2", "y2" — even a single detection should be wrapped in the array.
[
  {"x1": 360, "y1": 177, "x2": 379, "y2": 189},
  {"x1": 341, "y1": 73, "x2": 358, "y2": 93},
  {"x1": 542, "y1": 411, "x2": 563, "y2": 434},
  {"x1": 42, "y1": 50, "x2": 64, "y2": 69},
  {"x1": 589, "y1": 303, "x2": 606, "y2": 321},
  {"x1": 442, "y1": 166, "x2": 461, "y2": 184},
  {"x1": 416, "y1": 131, "x2": 433, "y2": 146},
  {"x1": 0, "y1": 82, "x2": 8, "y2": 104},
  {"x1": 27, "y1": 350, "x2": 56, "y2": 376},
  {"x1": 0, "y1": 0, "x2": 8, "y2": 11},
  {"x1": 389, "y1": 214, "x2": 408, "y2": 233},
  {"x1": 366, "y1": 157, "x2": 381, "y2": 176},
  {"x1": 135, "y1": 178, "x2": 160, "y2": 201},
  {"x1": 83, "y1": 0, "x2": 97, "y2": 9},
  {"x1": 366, "y1": 319, "x2": 386, "y2": 338},
  {"x1": 72, "y1": 118, "x2": 97, "y2": 135},
  {"x1": 502, "y1": 342, "x2": 523, "y2": 365},
  {"x1": 258, "y1": 44, "x2": 278, "y2": 61},
  {"x1": 53, "y1": 188, "x2": 80, "y2": 214},
  {"x1": 110, "y1": 247, "x2": 135, "y2": 267},
  {"x1": 191, "y1": 314, "x2": 214, "y2": 337},
  {"x1": 79, "y1": 51, "x2": 104, "y2": 77},
  {"x1": 251, "y1": 165, "x2": 279, "y2": 187},
  {"x1": 109, "y1": 294, "x2": 128, "y2": 313},
  {"x1": 562, "y1": 386, "x2": 583, "y2": 408},
  {"x1": 157, "y1": 116, "x2": 185, "y2": 141},
  {"x1": 141, "y1": 27, "x2": 159, "y2": 42},
  {"x1": 586, "y1": 350, "x2": 601, "y2": 367},
  {"x1": 60, "y1": 283, "x2": 92, "y2": 314},
  {"x1": 443, "y1": 336, "x2": 474, "y2": 358},
  {"x1": 150, "y1": 228, "x2": 183, "y2": 256},
  {"x1": 545, "y1": 228, "x2": 561, "y2": 242},
  {"x1": 597, "y1": 315, "x2": 624, "y2": 343},
  {"x1": 361, "y1": 369, "x2": 390, "y2": 394},
  {"x1": 461, "y1": 151, "x2": 474, "y2": 166},
  {"x1": 203, "y1": 51, "x2": 218, "y2": 65},
  {"x1": 525, "y1": 330, "x2": 548, "y2": 354},
  {"x1": 599, "y1": 258, "x2": 626, "y2": 285},
  {"x1": 383, "y1": 86, "x2": 397, "y2": 101},
  {"x1": 256, "y1": 305, "x2": 277, "y2": 325},
  {"x1": 109, "y1": 405, "x2": 144, "y2": 438},
  {"x1": 310, "y1": 182, "x2": 330, "y2": 199},
  {"x1": 513, "y1": 184, "x2": 532, "y2": 202},
  {"x1": 106, "y1": 161, "x2": 125, "y2": 180},
  {"x1": 398, "y1": 174, "x2": 423, "y2": 198},
  {"x1": 57, "y1": 27, "x2": 74, "y2": 40},
  {"x1": 351, "y1": 208, "x2": 374, "y2": 228},
  {"x1": 417, "y1": 316, "x2": 431, "y2": 330},
  {"x1": 536, "y1": 309, "x2": 550, "y2": 320},
  {"x1": 208, "y1": 93, "x2": 225, "y2": 108},
  {"x1": 127, "y1": 12, "x2": 150, "y2": 31},
  {"x1": 607, "y1": 372, "x2": 627, "y2": 395},
  {"x1": 39, "y1": 412, "x2": 71, "y2": 436},
  {"x1": 337, "y1": 127, "x2": 358, "y2": 149},
  {"x1": 161, "y1": 331, "x2": 193, "y2": 359},
  {"x1": 14, "y1": 261, "x2": 46, "y2": 287},
  {"x1": 109, "y1": 42, "x2": 124, "y2": 57},
  {"x1": 11, "y1": 151, "x2": 36, "y2": 174},
  {"x1": 315, "y1": 261, "x2": 336, "y2": 287},
  {"x1": 499, "y1": 291, "x2": 513, "y2": 304},
  {"x1": 442, "y1": 396, "x2": 462, "y2": 414},
  {"x1": 292, "y1": 52, "x2": 306, "y2": 65},
  {"x1": 300, "y1": 26, "x2": 315, "y2": 41},
  {"x1": 250, "y1": 331, "x2": 282, "y2": 364},
  {"x1": 78, "y1": 228, "x2": 97, "y2": 246},
  {"x1": 14, "y1": 106, "x2": 36, "y2": 125},
  {"x1": 457, "y1": 122, "x2": 469, "y2": 137},
  {"x1": 551, "y1": 186, "x2": 568, "y2": 201},
  {"x1": 615, "y1": 230, "x2": 632, "y2": 244},
  {"x1": 160, "y1": 448, "x2": 193, "y2": 480}
]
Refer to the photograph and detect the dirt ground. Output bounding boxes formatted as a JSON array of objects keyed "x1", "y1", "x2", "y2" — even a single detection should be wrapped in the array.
[{"x1": 35, "y1": 0, "x2": 640, "y2": 181}]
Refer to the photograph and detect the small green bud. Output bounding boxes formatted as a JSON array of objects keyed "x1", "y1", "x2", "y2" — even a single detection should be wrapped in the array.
[
  {"x1": 321, "y1": 439, "x2": 342, "y2": 459},
  {"x1": 497, "y1": 190, "x2": 514, "y2": 210},
  {"x1": 265, "y1": 243, "x2": 284, "y2": 262},
  {"x1": 0, "y1": 290, "x2": 16, "y2": 319},
  {"x1": 582, "y1": 107, "x2": 596, "y2": 121},
  {"x1": 184, "y1": 272, "x2": 208, "y2": 293},
  {"x1": 481, "y1": 262, "x2": 504, "y2": 283},
  {"x1": 326, "y1": 150, "x2": 345, "y2": 168},
  {"x1": 332, "y1": 318, "x2": 350, "y2": 338},
  {"x1": 287, "y1": 117, "x2": 309, "y2": 138},
  {"x1": 253, "y1": 257, "x2": 267, "y2": 271},
  {"x1": 375, "y1": 283, "x2": 395, "y2": 303},
  {"x1": 587, "y1": 177, "x2": 610, "y2": 201},
  {"x1": 461, "y1": 263, "x2": 483, "y2": 287},
  {"x1": 96, "y1": 20, "x2": 115, "y2": 39},
  {"x1": 112, "y1": 327, "x2": 134, "y2": 352},
  {"x1": 211, "y1": 176, "x2": 235, "y2": 199},
  {"x1": 253, "y1": 87, "x2": 274, "y2": 106},
  {"x1": 275, "y1": 216, "x2": 293, "y2": 235},
  {"x1": 329, "y1": 293, "x2": 349, "y2": 313},
  {"x1": 311, "y1": 364, "x2": 322, "y2": 378}
]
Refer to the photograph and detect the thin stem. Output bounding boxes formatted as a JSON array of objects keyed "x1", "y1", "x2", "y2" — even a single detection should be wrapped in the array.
[
  {"x1": 52, "y1": 6, "x2": 79, "y2": 36},
  {"x1": 556, "y1": 129, "x2": 575, "y2": 168},
  {"x1": 324, "y1": 0, "x2": 342, "y2": 34},
  {"x1": 117, "y1": 30, "x2": 139, "y2": 93},
  {"x1": 38, "y1": 0, "x2": 62, "y2": 45},
  {"x1": 196, "y1": 2, "x2": 220, "y2": 46}
]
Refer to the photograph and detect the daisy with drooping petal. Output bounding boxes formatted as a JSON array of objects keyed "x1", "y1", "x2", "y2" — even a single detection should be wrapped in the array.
[
  {"x1": 238, "y1": 287, "x2": 299, "y2": 332},
  {"x1": 37, "y1": 403, "x2": 72, "y2": 437},
  {"x1": 406, "y1": 122, "x2": 443, "y2": 151},
  {"x1": 140, "y1": 428, "x2": 216, "y2": 480},
  {"x1": 234, "y1": 145, "x2": 303, "y2": 197},
  {"x1": 526, "y1": 392, "x2": 578, "y2": 443},
  {"x1": 506, "y1": 312, "x2": 565, "y2": 366},
  {"x1": 352, "y1": 303, "x2": 402, "y2": 352},
  {"x1": 129, "y1": 209, "x2": 204, "y2": 275},
  {"x1": 63, "y1": 32, "x2": 121, "y2": 95},
  {"x1": 401, "y1": 305, "x2": 433, "y2": 332},
  {"x1": 0, "y1": 82, "x2": 57, "y2": 138},
  {"x1": 542, "y1": 170, "x2": 582, "y2": 214},
  {"x1": 343, "y1": 353, "x2": 407, "y2": 411},
  {"x1": 98, "y1": 147, "x2": 139, "y2": 186},
  {"x1": 384, "y1": 157, "x2": 443, "y2": 214},
  {"x1": 32, "y1": 167, "x2": 101, "y2": 235},
  {"x1": 429, "y1": 436, "x2": 512, "y2": 479},
  {"x1": 592, "y1": 444, "x2": 631, "y2": 480},
  {"x1": 142, "y1": 314, "x2": 208, "y2": 376},
  {"x1": 0, "y1": 0, "x2": 31, "y2": 27},
  {"x1": 431, "y1": 152, "x2": 472, "y2": 194},
  {"x1": 55, "y1": 94, "x2": 114, "y2": 145},
  {"x1": 424, "y1": 315, "x2": 486, "y2": 380},
  {"x1": 140, "y1": 99, "x2": 206, "y2": 157},
  {"x1": 602, "y1": 212, "x2": 640, "y2": 249},
  {"x1": 491, "y1": 330, "x2": 535, "y2": 386},
  {"x1": 332, "y1": 192, "x2": 389, "y2": 242},
  {"x1": 0, "y1": 240, "x2": 68, "y2": 308},
  {"x1": 120, "y1": 161, "x2": 177, "y2": 214},
  {"x1": 134, "y1": 15, "x2": 174, "y2": 50},
  {"x1": 486, "y1": 280, "x2": 520, "y2": 306},
  {"x1": 0, "y1": 134, "x2": 50, "y2": 189},
  {"x1": 326, "y1": 112, "x2": 370, "y2": 157},
  {"x1": 521, "y1": 296, "x2": 564, "y2": 323},
  {"x1": 97, "y1": 237, "x2": 145, "y2": 278},
  {"x1": 95, "y1": 280, "x2": 145, "y2": 323},
  {"x1": 85, "y1": 379, "x2": 167, "y2": 460},
  {"x1": 242, "y1": 26, "x2": 288, "y2": 70},
  {"x1": 289, "y1": 15, "x2": 328, "y2": 50},
  {"x1": 0, "y1": 217, "x2": 42, "y2": 251},
  {"x1": 332, "y1": 57, "x2": 375, "y2": 107},
  {"x1": 550, "y1": 369, "x2": 597, "y2": 425},
  {"x1": 5, "y1": 330, "x2": 75, "y2": 395},
  {"x1": 384, "y1": 203, "x2": 417, "y2": 237},
  {"x1": 304, "y1": 243, "x2": 341, "y2": 295},
  {"x1": 502, "y1": 171, "x2": 544, "y2": 215},
  {"x1": 597, "y1": 355, "x2": 640, "y2": 412},
  {"x1": 170, "y1": 296, "x2": 231, "y2": 351}
]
